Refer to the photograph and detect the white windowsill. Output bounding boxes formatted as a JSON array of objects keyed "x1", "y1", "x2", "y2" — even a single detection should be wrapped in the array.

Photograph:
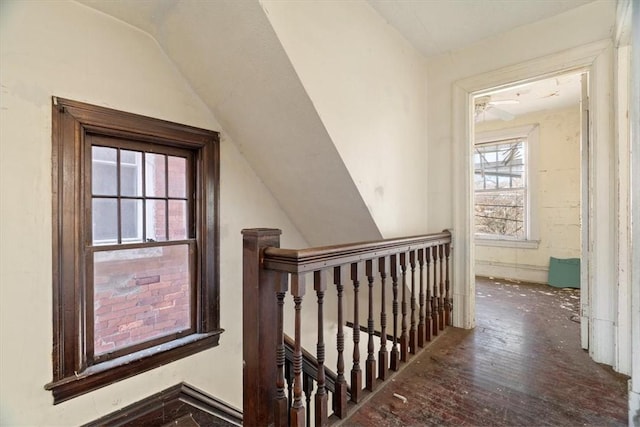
[{"x1": 475, "y1": 238, "x2": 540, "y2": 249}]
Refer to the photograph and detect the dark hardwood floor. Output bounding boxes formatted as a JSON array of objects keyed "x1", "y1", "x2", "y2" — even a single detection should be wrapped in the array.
[{"x1": 344, "y1": 276, "x2": 629, "y2": 426}]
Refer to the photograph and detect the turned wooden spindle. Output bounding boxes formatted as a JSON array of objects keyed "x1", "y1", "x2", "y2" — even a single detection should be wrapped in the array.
[
  {"x1": 365, "y1": 260, "x2": 376, "y2": 392},
  {"x1": 399, "y1": 253, "x2": 409, "y2": 362},
  {"x1": 417, "y1": 248, "x2": 426, "y2": 347},
  {"x1": 303, "y1": 373, "x2": 313, "y2": 427},
  {"x1": 333, "y1": 266, "x2": 348, "y2": 418},
  {"x1": 290, "y1": 274, "x2": 306, "y2": 427},
  {"x1": 378, "y1": 256, "x2": 389, "y2": 380},
  {"x1": 438, "y1": 244, "x2": 445, "y2": 330},
  {"x1": 445, "y1": 242, "x2": 452, "y2": 326},
  {"x1": 314, "y1": 270, "x2": 328, "y2": 426},
  {"x1": 432, "y1": 245, "x2": 439, "y2": 336},
  {"x1": 275, "y1": 290, "x2": 288, "y2": 427},
  {"x1": 409, "y1": 250, "x2": 417, "y2": 355},
  {"x1": 350, "y1": 262, "x2": 362, "y2": 403},
  {"x1": 425, "y1": 247, "x2": 433, "y2": 342},
  {"x1": 390, "y1": 254, "x2": 400, "y2": 371}
]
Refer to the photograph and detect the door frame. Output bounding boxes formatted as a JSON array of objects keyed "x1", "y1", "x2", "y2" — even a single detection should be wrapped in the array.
[{"x1": 450, "y1": 39, "x2": 616, "y2": 366}]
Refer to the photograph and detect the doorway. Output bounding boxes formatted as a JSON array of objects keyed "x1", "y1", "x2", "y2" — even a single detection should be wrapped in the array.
[
  {"x1": 470, "y1": 71, "x2": 586, "y2": 347},
  {"x1": 450, "y1": 41, "x2": 619, "y2": 369}
]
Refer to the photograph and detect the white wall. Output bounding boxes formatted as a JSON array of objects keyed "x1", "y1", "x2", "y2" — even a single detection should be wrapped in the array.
[
  {"x1": 0, "y1": 1, "x2": 307, "y2": 425},
  {"x1": 425, "y1": 0, "x2": 614, "y2": 232},
  {"x1": 425, "y1": 0, "x2": 621, "y2": 373},
  {"x1": 261, "y1": 0, "x2": 429, "y2": 238},
  {"x1": 475, "y1": 107, "x2": 581, "y2": 283}
]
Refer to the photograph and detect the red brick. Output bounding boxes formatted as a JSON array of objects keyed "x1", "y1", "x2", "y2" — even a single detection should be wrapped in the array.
[
  {"x1": 111, "y1": 300, "x2": 138, "y2": 312},
  {"x1": 149, "y1": 282, "x2": 172, "y2": 291},
  {"x1": 137, "y1": 295, "x2": 163, "y2": 306},
  {"x1": 123, "y1": 306, "x2": 149, "y2": 316},
  {"x1": 94, "y1": 329, "x2": 119, "y2": 344},
  {"x1": 118, "y1": 320, "x2": 144, "y2": 332},
  {"x1": 129, "y1": 325, "x2": 154, "y2": 337},
  {"x1": 94, "y1": 304, "x2": 112, "y2": 315},
  {"x1": 155, "y1": 319, "x2": 178, "y2": 329},
  {"x1": 163, "y1": 291, "x2": 185, "y2": 302},
  {"x1": 153, "y1": 301, "x2": 174, "y2": 310},
  {"x1": 97, "y1": 295, "x2": 127, "y2": 306},
  {"x1": 100, "y1": 331, "x2": 130, "y2": 343},
  {"x1": 107, "y1": 315, "x2": 135, "y2": 327},
  {"x1": 97, "y1": 310, "x2": 129, "y2": 322}
]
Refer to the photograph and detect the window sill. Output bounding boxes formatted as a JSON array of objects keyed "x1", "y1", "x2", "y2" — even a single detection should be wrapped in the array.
[
  {"x1": 45, "y1": 330, "x2": 223, "y2": 404},
  {"x1": 475, "y1": 238, "x2": 540, "y2": 249}
]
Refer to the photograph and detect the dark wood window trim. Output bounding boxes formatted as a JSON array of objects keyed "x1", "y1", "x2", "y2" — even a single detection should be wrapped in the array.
[
  {"x1": 46, "y1": 98, "x2": 222, "y2": 404},
  {"x1": 83, "y1": 382, "x2": 243, "y2": 426}
]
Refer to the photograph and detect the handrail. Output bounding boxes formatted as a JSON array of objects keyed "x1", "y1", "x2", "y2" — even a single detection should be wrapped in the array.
[
  {"x1": 283, "y1": 335, "x2": 347, "y2": 396},
  {"x1": 264, "y1": 232, "x2": 451, "y2": 273},
  {"x1": 242, "y1": 228, "x2": 453, "y2": 427}
]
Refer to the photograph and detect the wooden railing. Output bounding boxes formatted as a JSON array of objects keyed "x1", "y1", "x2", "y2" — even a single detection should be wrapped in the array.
[{"x1": 242, "y1": 229, "x2": 453, "y2": 426}]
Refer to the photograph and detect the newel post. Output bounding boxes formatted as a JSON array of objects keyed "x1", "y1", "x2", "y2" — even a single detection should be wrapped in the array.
[{"x1": 242, "y1": 228, "x2": 284, "y2": 427}]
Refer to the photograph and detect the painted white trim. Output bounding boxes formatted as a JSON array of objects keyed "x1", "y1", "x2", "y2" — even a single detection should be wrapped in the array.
[
  {"x1": 475, "y1": 259, "x2": 548, "y2": 284},
  {"x1": 625, "y1": 0, "x2": 640, "y2": 422},
  {"x1": 614, "y1": 44, "x2": 632, "y2": 376},
  {"x1": 452, "y1": 40, "x2": 616, "y2": 368},
  {"x1": 475, "y1": 238, "x2": 540, "y2": 249},
  {"x1": 475, "y1": 123, "x2": 540, "y2": 243}
]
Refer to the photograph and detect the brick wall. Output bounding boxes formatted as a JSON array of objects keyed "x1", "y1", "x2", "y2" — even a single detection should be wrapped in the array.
[{"x1": 93, "y1": 244, "x2": 191, "y2": 355}]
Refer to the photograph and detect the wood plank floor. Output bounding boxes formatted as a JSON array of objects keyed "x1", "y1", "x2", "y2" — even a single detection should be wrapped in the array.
[{"x1": 344, "y1": 277, "x2": 629, "y2": 426}]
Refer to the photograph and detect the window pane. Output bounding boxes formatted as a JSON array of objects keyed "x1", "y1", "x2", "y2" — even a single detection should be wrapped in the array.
[
  {"x1": 168, "y1": 156, "x2": 187, "y2": 198},
  {"x1": 484, "y1": 171, "x2": 497, "y2": 189},
  {"x1": 121, "y1": 199, "x2": 142, "y2": 243},
  {"x1": 93, "y1": 245, "x2": 191, "y2": 356},
  {"x1": 93, "y1": 198, "x2": 118, "y2": 244},
  {"x1": 511, "y1": 164, "x2": 525, "y2": 187},
  {"x1": 474, "y1": 172, "x2": 485, "y2": 190},
  {"x1": 497, "y1": 167, "x2": 511, "y2": 188},
  {"x1": 168, "y1": 200, "x2": 187, "y2": 240},
  {"x1": 120, "y1": 150, "x2": 142, "y2": 197},
  {"x1": 145, "y1": 153, "x2": 166, "y2": 198},
  {"x1": 92, "y1": 147, "x2": 117, "y2": 196},
  {"x1": 146, "y1": 199, "x2": 167, "y2": 242},
  {"x1": 475, "y1": 191, "x2": 525, "y2": 239}
]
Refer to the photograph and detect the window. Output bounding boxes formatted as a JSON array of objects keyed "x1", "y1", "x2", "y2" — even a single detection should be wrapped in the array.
[
  {"x1": 474, "y1": 138, "x2": 526, "y2": 239},
  {"x1": 47, "y1": 98, "x2": 222, "y2": 403},
  {"x1": 474, "y1": 124, "x2": 539, "y2": 246}
]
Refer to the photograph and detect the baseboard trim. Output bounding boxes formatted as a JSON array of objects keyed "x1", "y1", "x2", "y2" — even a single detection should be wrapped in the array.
[
  {"x1": 83, "y1": 382, "x2": 242, "y2": 427},
  {"x1": 475, "y1": 260, "x2": 549, "y2": 284}
]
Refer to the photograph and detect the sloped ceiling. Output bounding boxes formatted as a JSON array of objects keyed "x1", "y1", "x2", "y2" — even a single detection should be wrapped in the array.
[
  {"x1": 78, "y1": 0, "x2": 381, "y2": 246},
  {"x1": 76, "y1": 0, "x2": 596, "y2": 246}
]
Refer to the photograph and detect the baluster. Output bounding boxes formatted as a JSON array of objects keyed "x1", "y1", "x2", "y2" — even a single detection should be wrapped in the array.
[
  {"x1": 409, "y1": 250, "x2": 417, "y2": 354},
  {"x1": 425, "y1": 247, "x2": 432, "y2": 342},
  {"x1": 350, "y1": 262, "x2": 362, "y2": 403},
  {"x1": 439, "y1": 244, "x2": 445, "y2": 330},
  {"x1": 275, "y1": 289, "x2": 288, "y2": 427},
  {"x1": 314, "y1": 270, "x2": 328, "y2": 426},
  {"x1": 417, "y1": 248, "x2": 426, "y2": 347},
  {"x1": 285, "y1": 358, "x2": 293, "y2": 416},
  {"x1": 365, "y1": 260, "x2": 376, "y2": 391},
  {"x1": 445, "y1": 242, "x2": 453, "y2": 326},
  {"x1": 378, "y1": 256, "x2": 389, "y2": 380},
  {"x1": 290, "y1": 274, "x2": 306, "y2": 427},
  {"x1": 399, "y1": 253, "x2": 409, "y2": 362},
  {"x1": 333, "y1": 266, "x2": 348, "y2": 418},
  {"x1": 303, "y1": 374, "x2": 313, "y2": 427},
  {"x1": 432, "y1": 245, "x2": 439, "y2": 336},
  {"x1": 390, "y1": 255, "x2": 400, "y2": 371}
]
